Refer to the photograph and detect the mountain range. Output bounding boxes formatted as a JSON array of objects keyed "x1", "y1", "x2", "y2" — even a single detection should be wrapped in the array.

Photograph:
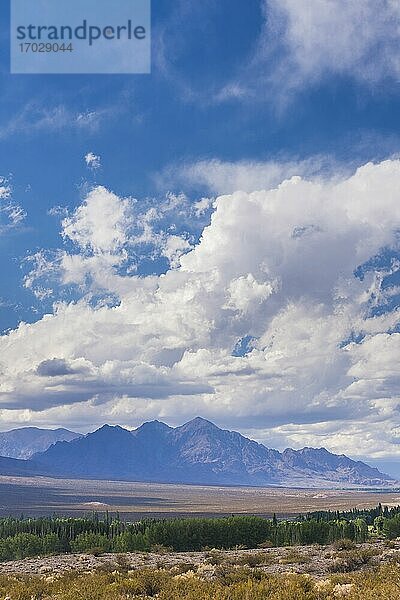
[
  {"x1": 0, "y1": 427, "x2": 80, "y2": 459},
  {"x1": 0, "y1": 417, "x2": 391, "y2": 488}
]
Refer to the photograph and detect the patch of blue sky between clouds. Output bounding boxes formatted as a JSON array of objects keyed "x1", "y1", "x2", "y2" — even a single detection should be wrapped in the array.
[
  {"x1": 232, "y1": 335, "x2": 257, "y2": 358},
  {"x1": 355, "y1": 246, "x2": 400, "y2": 318}
]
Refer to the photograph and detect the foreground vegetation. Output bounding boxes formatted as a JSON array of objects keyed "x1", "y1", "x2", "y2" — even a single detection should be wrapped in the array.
[
  {"x1": 0, "y1": 562, "x2": 399, "y2": 599},
  {"x1": 0, "y1": 504, "x2": 398, "y2": 562},
  {"x1": 0, "y1": 505, "x2": 398, "y2": 598}
]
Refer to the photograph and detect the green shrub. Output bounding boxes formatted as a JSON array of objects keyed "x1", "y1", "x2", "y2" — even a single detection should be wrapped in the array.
[
  {"x1": 332, "y1": 538, "x2": 356, "y2": 551},
  {"x1": 114, "y1": 553, "x2": 132, "y2": 572},
  {"x1": 279, "y1": 550, "x2": 311, "y2": 565},
  {"x1": 0, "y1": 538, "x2": 12, "y2": 562},
  {"x1": 237, "y1": 552, "x2": 272, "y2": 567},
  {"x1": 42, "y1": 533, "x2": 62, "y2": 555},
  {"x1": 383, "y1": 515, "x2": 400, "y2": 539},
  {"x1": 113, "y1": 531, "x2": 149, "y2": 552},
  {"x1": 329, "y1": 548, "x2": 378, "y2": 572},
  {"x1": 205, "y1": 549, "x2": 225, "y2": 565},
  {"x1": 258, "y1": 539, "x2": 274, "y2": 548},
  {"x1": 150, "y1": 543, "x2": 174, "y2": 554},
  {"x1": 71, "y1": 533, "x2": 111, "y2": 554},
  {"x1": 9, "y1": 533, "x2": 42, "y2": 560}
]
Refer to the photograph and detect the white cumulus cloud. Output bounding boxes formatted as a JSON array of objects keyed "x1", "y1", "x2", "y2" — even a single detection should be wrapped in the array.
[{"x1": 2, "y1": 160, "x2": 400, "y2": 458}]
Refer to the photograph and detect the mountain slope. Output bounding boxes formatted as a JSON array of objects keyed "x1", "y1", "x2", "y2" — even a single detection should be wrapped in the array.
[
  {"x1": 32, "y1": 418, "x2": 394, "y2": 487},
  {"x1": 0, "y1": 427, "x2": 80, "y2": 459},
  {"x1": 0, "y1": 455, "x2": 43, "y2": 476},
  {"x1": 34, "y1": 425, "x2": 148, "y2": 479},
  {"x1": 170, "y1": 417, "x2": 282, "y2": 484},
  {"x1": 281, "y1": 447, "x2": 388, "y2": 485}
]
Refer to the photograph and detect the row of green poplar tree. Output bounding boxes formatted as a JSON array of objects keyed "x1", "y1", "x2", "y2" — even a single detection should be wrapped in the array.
[{"x1": 0, "y1": 504, "x2": 399, "y2": 561}]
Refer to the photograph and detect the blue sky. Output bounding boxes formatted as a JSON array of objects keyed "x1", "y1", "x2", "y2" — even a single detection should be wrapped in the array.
[
  {"x1": 1, "y1": 0, "x2": 399, "y2": 330},
  {"x1": 1, "y1": 0, "x2": 400, "y2": 469}
]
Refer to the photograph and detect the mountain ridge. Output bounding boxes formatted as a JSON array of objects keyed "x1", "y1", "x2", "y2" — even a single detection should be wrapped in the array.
[
  {"x1": 29, "y1": 417, "x2": 394, "y2": 488},
  {"x1": 0, "y1": 427, "x2": 80, "y2": 459}
]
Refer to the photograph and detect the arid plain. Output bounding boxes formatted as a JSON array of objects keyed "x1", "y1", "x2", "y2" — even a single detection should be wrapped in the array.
[{"x1": 0, "y1": 475, "x2": 399, "y2": 519}]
